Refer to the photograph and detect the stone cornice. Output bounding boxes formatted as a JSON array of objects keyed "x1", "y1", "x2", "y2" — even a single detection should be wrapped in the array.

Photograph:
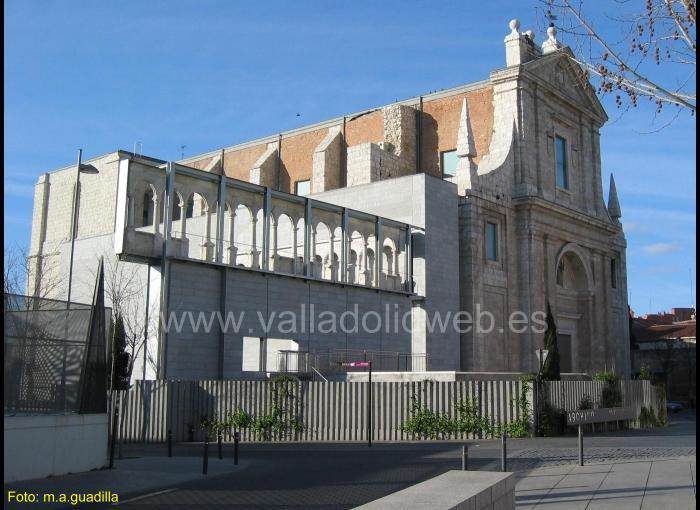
[{"x1": 513, "y1": 196, "x2": 621, "y2": 235}]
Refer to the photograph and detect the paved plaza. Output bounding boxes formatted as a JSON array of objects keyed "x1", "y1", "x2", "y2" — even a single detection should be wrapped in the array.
[{"x1": 4, "y1": 411, "x2": 695, "y2": 509}]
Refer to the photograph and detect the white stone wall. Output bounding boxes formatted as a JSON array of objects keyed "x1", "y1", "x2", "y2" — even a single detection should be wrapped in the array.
[{"x1": 4, "y1": 413, "x2": 108, "y2": 482}]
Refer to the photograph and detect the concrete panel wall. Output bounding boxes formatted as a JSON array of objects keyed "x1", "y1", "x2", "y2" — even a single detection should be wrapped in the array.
[
  {"x1": 312, "y1": 174, "x2": 460, "y2": 370},
  {"x1": 4, "y1": 413, "x2": 108, "y2": 482},
  {"x1": 162, "y1": 260, "x2": 413, "y2": 380}
]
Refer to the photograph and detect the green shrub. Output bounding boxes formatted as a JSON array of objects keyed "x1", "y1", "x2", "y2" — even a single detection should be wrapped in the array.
[
  {"x1": 593, "y1": 371, "x2": 623, "y2": 407},
  {"x1": 401, "y1": 398, "x2": 453, "y2": 439},
  {"x1": 638, "y1": 364, "x2": 653, "y2": 381},
  {"x1": 226, "y1": 407, "x2": 252, "y2": 430},
  {"x1": 453, "y1": 398, "x2": 494, "y2": 437},
  {"x1": 500, "y1": 375, "x2": 534, "y2": 438}
]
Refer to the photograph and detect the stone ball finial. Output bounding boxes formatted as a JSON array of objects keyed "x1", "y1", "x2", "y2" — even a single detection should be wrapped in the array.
[
  {"x1": 524, "y1": 30, "x2": 534, "y2": 41},
  {"x1": 547, "y1": 25, "x2": 557, "y2": 40},
  {"x1": 509, "y1": 19, "x2": 521, "y2": 32}
]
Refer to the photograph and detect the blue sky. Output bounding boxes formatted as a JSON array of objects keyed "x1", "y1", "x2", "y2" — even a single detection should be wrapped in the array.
[{"x1": 4, "y1": 1, "x2": 696, "y2": 314}]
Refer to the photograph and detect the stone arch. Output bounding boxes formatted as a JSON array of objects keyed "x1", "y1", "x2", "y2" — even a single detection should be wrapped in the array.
[
  {"x1": 142, "y1": 186, "x2": 156, "y2": 227},
  {"x1": 186, "y1": 191, "x2": 209, "y2": 217},
  {"x1": 272, "y1": 213, "x2": 295, "y2": 273},
  {"x1": 171, "y1": 191, "x2": 185, "y2": 223},
  {"x1": 313, "y1": 222, "x2": 331, "y2": 279},
  {"x1": 233, "y1": 204, "x2": 255, "y2": 267},
  {"x1": 554, "y1": 243, "x2": 593, "y2": 291},
  {"x1": 553, "y1": 242, "x2": 594, "y2": 374}
]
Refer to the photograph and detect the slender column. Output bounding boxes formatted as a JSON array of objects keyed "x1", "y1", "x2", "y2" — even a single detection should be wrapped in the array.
[
  {"x1": 292, "y1": 225, "x2": 299, "y2": 274},
  {"x1": 363, "y1": 239, "x2": 370, "y2": 286},
  {"x1": 271, "y1": 219, "x2": 279, "y2": 270},
  {"x1": 228, "y1": 208, "x2": 236, "y2": 265},
  {"x1": 262, "y1": 188, "x2": 271, "y2": 271},
  {"x1": 304, "y1": 199, "x2": 312, "y2": 277},
  {"x1": 250, "y1": 217, "x2": 258, "y2": 268},
  {"x1": 152, "y1": 195, "x2": 160, "y2": 235},
  {"x1": 341, "y1": 209, "x2": 348, "y2": 283},
  {"x1": 328, "y1": 231, "x2": 335, "y2": 280},
  {"x1": 203, "y1": 208, "x2": 212, "y2": 261},
  {"x1": 374, "y1": 218, "x2": 382, "y2": 287},
  {"x1": 179, "y1": 203, "x2": 186, "y2": 239}
]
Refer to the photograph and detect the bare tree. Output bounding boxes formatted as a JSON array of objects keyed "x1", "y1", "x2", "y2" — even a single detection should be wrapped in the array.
[
  {"x1": 539, "y1": 0, "x2": 696, "y2": 119},
  {"x1": 4, "y1": 244, "x2": 65, "y2": 303},
  {"x1": 89, "y1": 254, "x2": 158, "y2": 382}
]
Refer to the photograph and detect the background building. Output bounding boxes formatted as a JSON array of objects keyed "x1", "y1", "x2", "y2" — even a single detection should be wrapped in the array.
[
  {"x1": 631, "y1": 308, "x2": 696, "y2": 405},
  {"x1": 27, "y1": 21, "x2": 631, "y2": 380}
]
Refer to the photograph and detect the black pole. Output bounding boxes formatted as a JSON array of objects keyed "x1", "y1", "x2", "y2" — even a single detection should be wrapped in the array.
[
  {"x1": 203, "y1": 434, "x2": 209, "y2": 475},
  {"x1": 109, "y1": 394, "x2": 119, "y2": 469},
  {"x1": 462, "y1": 444, "x2": 468, "y2": 470},
  {"x1": 167, "y1": 429, "x2": 172, "y2": 457},
  {"x1": 234, "y1": 432, "x2": 240, "y2": 465},
  {"x1": 217, "y1": 430, "x2": 223, "y2": 460},
  {"x1": 368, "y1": 361, "x2": 372, "y2": 448},
  {"x1": 578, "y1": 424, "x2": 584, "y2": 466},
  {"x1": 501, "y1": 432, "x2": 507, "y2": 472}
]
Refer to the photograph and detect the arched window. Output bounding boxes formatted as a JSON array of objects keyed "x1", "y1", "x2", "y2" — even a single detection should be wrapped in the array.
[
  {"x1": 142, "y1": 190, "x2": 154, "y2": 226},
  {"x1": 366, "y1": 248, "x2": 375, "y2": 283},
  {"x1": 186, "y1": 196, "x2": 195, "y2": 218}
]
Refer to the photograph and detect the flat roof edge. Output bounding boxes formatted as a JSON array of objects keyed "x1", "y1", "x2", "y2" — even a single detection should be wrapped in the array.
[{"x1": 177, "y1": 78, "x2": 492, "y2": 164}]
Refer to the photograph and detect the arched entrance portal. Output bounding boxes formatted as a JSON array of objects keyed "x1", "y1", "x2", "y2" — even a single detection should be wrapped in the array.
[{"x1": 554, "y1": 244, "x2": 593, "y2": 374}]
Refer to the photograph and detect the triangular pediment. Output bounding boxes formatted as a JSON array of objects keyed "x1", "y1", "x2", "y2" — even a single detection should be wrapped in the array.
[{"x1": 523, "y1": 49, "x2": 608, "y2": 123}]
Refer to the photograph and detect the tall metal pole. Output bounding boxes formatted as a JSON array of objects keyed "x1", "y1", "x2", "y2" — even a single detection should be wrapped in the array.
[
  {"x1": 578, "y1": 424, "x2": 584, "y2": 466},
  {"x1": 67, "y1": 148, "x2": 83, "y2": 305}
]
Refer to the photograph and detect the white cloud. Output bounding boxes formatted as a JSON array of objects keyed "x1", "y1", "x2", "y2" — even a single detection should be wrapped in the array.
[{"x1": 642, "y1": 243, "x2": 679, "y2": 255}]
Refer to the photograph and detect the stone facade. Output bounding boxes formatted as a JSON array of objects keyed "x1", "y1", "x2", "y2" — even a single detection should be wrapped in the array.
[{"x1": 27, "y1": 20, "x2": 631, "y2": 379}]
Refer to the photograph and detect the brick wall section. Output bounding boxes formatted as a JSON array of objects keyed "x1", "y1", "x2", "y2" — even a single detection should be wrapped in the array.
[
  {"x1": 345, "y1": 110, "x2": 384, "y2": 147},
  {"x1": 280, "y1": 128, "x2": 328, "y2": 192},
  {"x1": 421, "y1": 87, "x2": 494, "y2": 177}
]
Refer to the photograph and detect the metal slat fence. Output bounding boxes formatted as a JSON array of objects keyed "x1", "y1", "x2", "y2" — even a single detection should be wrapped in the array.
[{"x1": 109, "y1": 379, "x2": 661, "y2": 443}]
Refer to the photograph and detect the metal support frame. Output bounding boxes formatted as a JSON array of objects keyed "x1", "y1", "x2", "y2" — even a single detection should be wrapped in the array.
[
  {"x1": 374, "y1": 218, "x2": 382, "y2": 288},
  {"x1": 262, "y1": 188, "x2": 271, "y2": 271},
  {"x1": 341, "y1": 208, "x2": 348, "y2": 283},
  {"x1": 216, "y1": 172, "x2": 226, "y2": 263},
  {"x1": 157, "y1": 162, "x2": 175, "y2": 379},
  {"x1": 304, "y1": 198, "x2": 312, "y2": 277},
  {"x1": 404, "y1": 224, "x2": 412, "y2": 291}
]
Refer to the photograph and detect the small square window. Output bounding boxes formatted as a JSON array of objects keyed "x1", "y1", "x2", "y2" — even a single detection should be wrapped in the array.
[
  {"x1": 486, "y1": 222, "x2": 498, "y2": 261},
  {"x1": 555, "y1": 136, "x2": 568, "y2": 189},
  {"x1": 441, "y1": 150, "x2": 458, "y2": 178},
  {"x1": 295, "y1": 180, "x2": 310, "y2": 196}
]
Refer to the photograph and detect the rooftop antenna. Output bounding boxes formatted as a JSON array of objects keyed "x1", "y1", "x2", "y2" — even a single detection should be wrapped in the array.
[
  {"x1": 180, "y1": 145, "x2": 186, "y2": 159},
  {"x1": 133, "y1": 141, "x2": 142, "y2": 157}
]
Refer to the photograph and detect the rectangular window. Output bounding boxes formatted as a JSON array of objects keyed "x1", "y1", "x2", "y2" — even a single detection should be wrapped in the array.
[
  {"x1": 295, "y1": 180, "x2": 310, "y2": 196},
  {"x1": 611, "y1": 258, "x2": 617, "y2": 288},
  {"x1": 441, "y1": 150, "x2": 458, "y2": 178},
  {"x1": 555, "y1": 136, "x2": 568, "y2": 189},
  {"x1": 486, "y1": 222, "x2": 498, "y2": 261}
]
